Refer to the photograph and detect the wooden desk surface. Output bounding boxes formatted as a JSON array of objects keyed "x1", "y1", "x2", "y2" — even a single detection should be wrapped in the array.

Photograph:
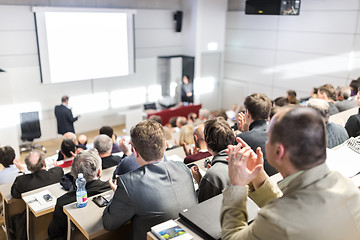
[
  {"x1": 63, "y1": 190, "x2": 114, "y2": 239},
  {"x1": 165, "y1": 146, "x2": 186, "y2": 160},
  {"x1": 21, "y1": 182, "x2": 66, "y2": 217}
]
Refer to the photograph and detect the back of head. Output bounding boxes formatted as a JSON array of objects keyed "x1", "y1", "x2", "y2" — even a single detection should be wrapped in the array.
[
  {"x1": 179, "y1": 125, "x2": 195, "y2": 145},
  {"x1": 169, "y1": 117, "x2": 178, "y2": 128},
  {"x1": 130, "y1": 120, "x2": 165, "y2": 162},
  {"x1": 61, "y1": 139, "x2": 76, "y2": 158},
  {"x1": 176, "y1": 116, "x2": 187, "y2": 128},
  {"x1": 350, "y1": 79, "x2": 360, "y2": 95},
  {"x1": 71, "y1": 149, "x2": 101, "y2": 182},
  {"x1": 25, "y1": 150, "x2": 45, "y2": 172},
  {"x1": 0, "y1": 146, "x2": 15, "y2": 168},
  {"x1": 199, "y1": 108, "x2": 210, "y2": 121},
  {"x1": 270, "y1": 106, "x2": 326, "y2": 170},
  {"x1": 244, "y1": 93, "x2": 272, "y2": 120},
  {"x1": 318, "y1": 84, "x2": 335, "y2": 100},
  {"x1": 273, "y1": 97, "x2": 289, "y2": 107},
  {"x1": 336, "y1": 86, "x2": 351, "y2": 100},
  {"x1": 93, "y1": 134, "x2": 112, "y2": 155},
  {"x1": 307, "y1": 98, "x2": 330, "y2": 121},
  {"x1": 99, "y1": 126, "x2": 113, "y2": 138},
  {"x1": 204, "y1": 117, "x2": 234, "y2": 153},
  {"x1": 61, "y1": 95, "x2": 69, "y2": 103},
  {"x1": 63, "y1": 132, "x2": 77, "y2": 143},
  {"x1": 149, "y1": 115, "x2": 163, "y2": 125},
  {"x1": 286, "y1": 90, "x2": 297, "y2": 104},
  {"x1": 216, "y1": 111, "x2": 228, "y2": 121},
  {"x1": 78, "y1": 134, "x2": 88, "y2": 145}
]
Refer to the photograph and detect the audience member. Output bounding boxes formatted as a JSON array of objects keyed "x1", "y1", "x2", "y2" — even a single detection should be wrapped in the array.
[
  {"x1": 94, "y1": 134, "x2": 121, "y2": 169},
  {"x1": 54, "y1": 95, "x2": 80, "y2": 135},
  {"x1": 102, "y1": 120, "x2": 197, "y2": 240},
  {"x1": 221, "y1": 106, "x2": 360, "y2": 240},
  {"x1": 176, "y1": 116, "x2": 187, "y2": 129},
  {"x1": 307, "y1": 99, "x2": 349, "y2": 148},
  {"x1": 350, "y1": 78, "x2": 360, "y2": 96},
  {"x1": 11, "y1": 150, "x2": 64, "y2": 240},
  {"x1": 273, "y1": 97, "x2": 289, "y2": 107},
  {"x1": 187, "y1": 112, "x2": 198, "y2": 125},
  {"x1": 286, "y1": 90, "x2": 298, "y2": 104},
  {"x1": 0, "y1": 146, "x2": 26, "y2": 185},
  {"x1": 149, "y1": 115, "x2": 162, "y2": 125},
  {"x1": 57, "y1": 132, "x2": 82, "y2": 161},
  {"x1": 99, "y1": 126, "x2": 121, "y2": 154},
  {"x1": 191, "y1": 117, "x2": 234, "y2": 202},
  {"x1": 236, "y1": 93, "x2": 277, "y2": 176},
  {"x1": 198, "y1": 108, "x2": 211, "y2": 122},
  {"x1": 183, "y1": 124, "x2": 212, "y2": 164},
  {"x1": 77, "y1": 134, "x2": 88, "y2": 150},
  {"x1": 335, "y1": 85, "x2": 358, "y2": 112},
  {"x1": 179, "y1": 124, "x2": 195, "y2": 146},
  {"x1": 345, "y1": 87, "x2": 360, "y2": 138},
  {"x1": 113, "y1": 138, "x2": 140, "y2": 177},
  {"x1": 48, "y1": 149, "x2": 111, "y2": 239},
  {"x1": 317, "y1": 84, "x2": 339, "y2": 115}
]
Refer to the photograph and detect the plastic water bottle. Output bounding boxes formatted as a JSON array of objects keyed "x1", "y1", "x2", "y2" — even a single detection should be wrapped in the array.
[{"x1": 76, "y1": 173, "x2": 87, "y2": 208}]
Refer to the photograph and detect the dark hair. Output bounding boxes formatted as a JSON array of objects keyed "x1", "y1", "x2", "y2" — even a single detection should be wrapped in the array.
[
  {"x1": 99, "y1": 126, "x2": 113, "y2": 138},
  {"x1": 286, "y1": 90, "x2": 297, "y2": 104},
  {"x1": 318, "y1": 84, "x2": 336, "y2": 100},
  {"x1": 0, "y1": 146, "x2": 15, "y2": 168},
  {"x1": 350, "y1": 79, "x2": 360, "y2": 95},
  {"x1": 61, "y1": 139, "x2": 76, "y2": 158},
  {"x1": 270, "y1": 106, "x2": 326, "y2": 170},
  {"x1": 244, "y1": 93, "x2": 272, "y2": 120},
  {"x1": 130, "y1": 120, "x2": 165, "y2": 162},
  {"x1": 216, "y1": 111, "x2": 228, "y2": 121},
  {"x1": 273, "y1": 97, "x2": 289, "y2": 107},
  {"x1": 25, "y1": 150, "x2": 45, "y2": 172},
  {"x1": 169, "y1": 117, "x2": 178, "y2": 128},
  {"x1": 204, "y1": 117, "x2": 234, "y2": 153},
  {"x1": 149, "y1": 115, "x2": 162, "y2": 125},
  {"x1": 61, "y1": 96, "x2": 69, "y2": 103}
]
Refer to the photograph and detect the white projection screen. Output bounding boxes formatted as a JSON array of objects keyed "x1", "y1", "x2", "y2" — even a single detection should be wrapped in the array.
[{"x1": 33, "y1": 7, "x2": 136, "y2": 84}]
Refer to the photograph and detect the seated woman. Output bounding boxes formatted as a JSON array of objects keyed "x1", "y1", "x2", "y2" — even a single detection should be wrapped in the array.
[{"x1": 0, "y1": 146, "x2": 26, "y2": 185}]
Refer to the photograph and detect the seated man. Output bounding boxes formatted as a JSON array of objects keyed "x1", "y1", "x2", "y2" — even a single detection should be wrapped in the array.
[
  {"x1": 345, "y1": 86, "x2": 360, "y2": 138},
  {"x1": 307, "y1": 98, "x2": 349, "y2": 148},
  {"x1": 57, "y1": 139, "x2": 76, "y2": 168},
  {"x1": 48, "y1": 149, "x2": 111, "y2": 239},
  {"x1": 221, "y1": 106, "x2": 360, "y2": 240},
  {"x1": 102, "y1": 120, "x2": 197, "y2": 240},
  {"x1": 11, "y1": 150, "x2": 64, "y2": 240},
  {"x1": 191, "y1": 117, "x2": 234, "y2": 202},
  {"x1": 93, "y1": 134, "x2": 122, "y2": 169},
  {"x1": 236, "y1": 93, "x2": 277, "y2": 176},
  {"x1": 99, "y1": 126, "x2": 121, "y2": 154},
  {"x1": 0, "y1": 146, "x2": 27, "y2": 185},
  {"x1": 335, "y1": 85, "x2": 358, "y2": 112},
  {"x1": 317, "y1": 84, "x2": 339, "y2": 115},
  {"x1": 183, "y1": 123, "x2": 211, "y2": 164}
]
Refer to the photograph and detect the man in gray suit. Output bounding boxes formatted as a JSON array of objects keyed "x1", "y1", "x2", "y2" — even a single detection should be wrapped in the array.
[{"x1": 102, "y1": 120, "x2": 197, "y2": 240}]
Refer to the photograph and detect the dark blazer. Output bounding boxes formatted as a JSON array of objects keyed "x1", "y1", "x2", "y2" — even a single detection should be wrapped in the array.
[
  {"x1": 345, "y1": 108, "x2": 360, "y2": 138},
  {"x1": 48, "y1": 179, "x2": 110, "y2": 240},
  {"x1": 101, "y1": 155, "x2": 122, "y2": 169},
  {"x1": 11, "y1": 167, "x2": 64, "y2": 198},
  {"x1": 54, "y1": 104, "x2": 78, "y2": 134},
  {"x1": 236, "y1": 120, "x2": 278, "y2": 176},
  {"x1": 103, "y1": 161, "x2": 197, "y2": 240}
]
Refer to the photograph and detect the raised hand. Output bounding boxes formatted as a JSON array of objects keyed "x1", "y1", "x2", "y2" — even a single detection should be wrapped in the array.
[{"x1": 237, "y1": 112, "x2": 249, "y2": 132}]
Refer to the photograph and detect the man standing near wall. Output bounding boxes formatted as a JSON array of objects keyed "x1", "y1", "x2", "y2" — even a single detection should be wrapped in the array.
[{"x1": 54, "y1": 96, "x2": 80, "y2": 134}]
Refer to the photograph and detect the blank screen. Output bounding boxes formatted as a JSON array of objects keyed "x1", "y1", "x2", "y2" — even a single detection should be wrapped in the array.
[{"x1": 33, "y1": 8, "x2": 135, "y2": 83}]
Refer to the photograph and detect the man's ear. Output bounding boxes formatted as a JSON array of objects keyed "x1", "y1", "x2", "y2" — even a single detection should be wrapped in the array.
[
  {"x1": 275, "y1": 143, "x2": 285, "y2": 162},
  {"x1": 97, "y1": 168, "x2": 102, "y2": 178},
  {"x1": 133, "y1": 147, "x2": 139, "y2": 158},
  {"x1": 194, "y1": 134, "x2": 198, "y2": 143}
]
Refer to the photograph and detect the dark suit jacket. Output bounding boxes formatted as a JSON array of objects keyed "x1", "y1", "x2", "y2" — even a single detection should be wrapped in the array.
[
  {"x1": 11, "y1": 167, "x2": 64, "y2": 198},
  {"x1": 54, "y1": 104, "x2": 78, "y2": 134},
  {"x1": 236, "y1": 120, "x2": 278, "y2": 176},
  {"x1": 345, "y1": 108, "x2": 360, "y2": 138},
  {"x1": 101, "y1": 155, "x2": 122, "y2": 169},
  {"x1": 48, "y1": 179, "x2": 110, "y2": 240},
  {"x1": 103, "y1": 161, "x2": 197, "y2": 240}
]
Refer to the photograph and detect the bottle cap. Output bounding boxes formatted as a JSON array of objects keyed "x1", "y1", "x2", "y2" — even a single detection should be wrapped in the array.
[{"x1": 78, "y1": 173, "x2": 83, "y2": 178}]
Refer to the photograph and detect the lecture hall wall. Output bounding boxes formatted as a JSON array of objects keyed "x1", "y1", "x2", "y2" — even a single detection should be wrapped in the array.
[
  {"x1": 0, "y1": 0, "x2": 228, "y2": 153},
  {"x1": 222, "y1": 0, "x2": 360, "y2": 110}
]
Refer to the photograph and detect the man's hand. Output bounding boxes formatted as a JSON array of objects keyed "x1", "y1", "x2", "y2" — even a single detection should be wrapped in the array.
[
  {"x1": 190, "y1": 165, "x2": 202, "y2": 185},
  {"x1": 237, "y1": 112, "x2": 249, "y2": 132},
  {"x1": 226, "y1": 137, "x2": 264, "y2": 186},
  {"x1": 119, "y1": 138, "x2": 131, "y2": 156},
  {"x1": 109, "y1": 177, "x2": 117, "y2": 192},
  {"x1": 182, "y1": 142, "x2": 191, "y2": 156},
  {"x1": 13, "y1": 159, "x2": 25, "y2": 172}
]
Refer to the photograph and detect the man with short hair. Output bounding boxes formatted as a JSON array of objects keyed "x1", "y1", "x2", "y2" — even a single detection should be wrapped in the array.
[
  {"x1": 345, "y1": 87, "x2": 360, "y2": 138},
  {"x1": 191, "y1": 117, "x2": 235, "y2": 202},
  {"x1": 307, "y1": 98, "x2": 349, "y2": 148},
  {"x1": 94, "y1": 134, "x2": 121, "y2": 169},
  {"x1": 236, "y1": 93, "x2": 277, "y2": 176},
  {"x1": 54, "y1": 96, "x2": 80, "y2": 134},
  {"x1": 11, "y1": 151, "x2": 64, "y2": 240},
  {"x1": 103, "y1": 120, "x2": 197, "y2": 240},
  {"x1": 335, "y1": 86, "x2": 358, "y2": 112},
  {"x1": 99, "y1": 126, "x2": 121, "y2": 153},
  {"x1": 48, "y1": 149, "x2": 110, "y2": 239},
  {"x1": 221, "y1": 106, "x2": 360, "y2": 240},
  {"x1": 317, "y1": 84, "x2": 339, "y2": 115},
  {"x1": 183, "y1": 123, "x2": 211, "y2": 164}
]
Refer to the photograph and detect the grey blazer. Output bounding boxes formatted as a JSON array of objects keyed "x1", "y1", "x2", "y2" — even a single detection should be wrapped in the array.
[{"x1": 102, "y1": 160, "x2": 197, "y2": 240}]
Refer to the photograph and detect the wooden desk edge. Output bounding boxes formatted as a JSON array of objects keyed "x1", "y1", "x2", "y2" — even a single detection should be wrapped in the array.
[{"x1": 64, "y1": 206, "x2": 91, "y2": 239}]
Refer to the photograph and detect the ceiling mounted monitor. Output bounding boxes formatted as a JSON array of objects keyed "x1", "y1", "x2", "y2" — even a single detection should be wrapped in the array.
[{"x1": 245, "y1": 0, "x2": 301, "y2": 15}]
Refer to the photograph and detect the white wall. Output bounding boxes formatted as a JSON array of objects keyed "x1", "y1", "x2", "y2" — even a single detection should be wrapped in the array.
[
  {"x1": 0, "y1": 5, "x2": 185, "y2": 153},
  {"x1": 222, "y1": 0, "x2": 360, "y2": 110}
]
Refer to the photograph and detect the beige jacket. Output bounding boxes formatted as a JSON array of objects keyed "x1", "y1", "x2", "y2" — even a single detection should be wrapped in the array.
[{"x1": 220, "y1": 163, "x2": 360, "y2": 240}]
